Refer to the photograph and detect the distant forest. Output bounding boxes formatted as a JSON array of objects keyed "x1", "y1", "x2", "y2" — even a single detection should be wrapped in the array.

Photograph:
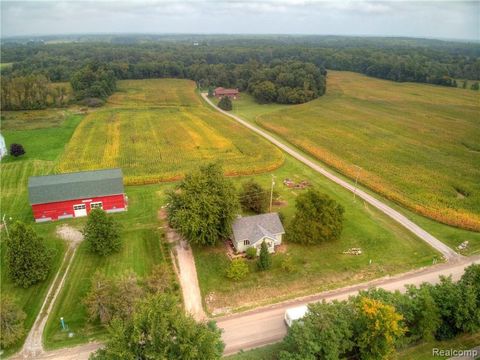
[{"x1": 1, "y1": 35, "x2": 479, "y2": 109}]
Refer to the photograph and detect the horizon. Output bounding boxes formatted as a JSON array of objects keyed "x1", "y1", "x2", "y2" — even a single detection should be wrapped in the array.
[{"x1": 1, "y1": 1, "x2": 478, "y2": 41}]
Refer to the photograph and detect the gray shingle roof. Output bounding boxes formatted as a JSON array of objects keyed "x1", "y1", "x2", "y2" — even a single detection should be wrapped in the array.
[
  {"x1": 232, "y1": 213, "x2": 285, "y2": 245},
  {"x1": 28, "y1": 169, "x2": 124, "y2": 205}
]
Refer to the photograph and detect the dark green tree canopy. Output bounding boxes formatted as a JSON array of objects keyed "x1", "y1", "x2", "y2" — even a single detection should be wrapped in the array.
[
  {"x1": 280, "y1": 301, "x2": 354, "y2": 360},
  {"x1": 167, "y1": 163, "x2": 239, "y2": 246},
  {"x1": 239, "y1": 180, "x2": 269, "y2": 214},
  {"x1": 5, "y1": 221, "x2": 53, "y2": 288},
  {"x1": 70, "y1": 62, "x2": 116, "y2": 101},
  {"x1": 83, "y1": 209, "x2": 122, "y2": 256},
  {"x1": 288, "y1": 189, "x2": 345, "y2": 244},
  {"x1": 217, "y1": 96, "x2": 232, "y2": 111},
  {"x1": 90, "y1": 294, "x2": 224, "y2": 360}
]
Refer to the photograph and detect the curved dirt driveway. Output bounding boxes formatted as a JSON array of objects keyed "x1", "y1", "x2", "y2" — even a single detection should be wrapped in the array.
[{"x1": 201, "y1": 93, "x2": 460, "y2": 261}]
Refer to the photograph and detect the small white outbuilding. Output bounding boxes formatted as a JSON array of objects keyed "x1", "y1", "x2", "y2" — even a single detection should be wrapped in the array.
[{"x1": 0, "y1": 134, "x2": 7, "y2": 160}]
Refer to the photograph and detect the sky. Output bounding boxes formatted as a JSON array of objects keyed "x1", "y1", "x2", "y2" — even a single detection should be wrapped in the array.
[{"x1": 1, "y1": 0, "x2": 478, "y2": 41}]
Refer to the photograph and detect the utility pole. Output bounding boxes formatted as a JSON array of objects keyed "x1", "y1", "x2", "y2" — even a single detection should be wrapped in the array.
[
  {"x1": 2, "y1": 214, "x2": 9, "y2": 238},
  {"x1": 269, "y1": 175, "x2": 276, "y2": 212},
  {"x1": 353, "y1": 165, "x2": 361, "y2": 202}
]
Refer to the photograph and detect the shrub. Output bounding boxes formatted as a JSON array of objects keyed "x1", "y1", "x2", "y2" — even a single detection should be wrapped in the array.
[
  {"x1": 81, "y1": 97, "x2": 105, "y2": 107},
  {"x1": 83, "y1": 208, "x2": 121, "y2": 256},
  {"x1": 257, "y1": 241, "x2": 272, "y2": 271},
  {"x1": 245, "y1": 247, "x2": 257, "y2": 259},
  {"x1": 9, "y1": 143, "x2": 25, "y2": 157},
  {"x1": 281, "y1": 255, "x2": 295, "y2": 273},
  {"x1": 226, "y1": 259, "x2": 249, "y2": 281},
  {"x1": 5, "y1": 221, "x2": 53, "y2": 288},
  {"x1": 218, "y1": 96, "x2": 233, "y2": 111},
  {"x1": 289, "y1": 189, "x2": 345, "y2": 244}
]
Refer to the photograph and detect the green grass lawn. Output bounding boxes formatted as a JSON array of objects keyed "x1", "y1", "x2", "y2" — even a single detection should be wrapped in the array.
[
  {"x1": 43, "y1": 184, "x2": 175, "y2": 349},
  {"x1": 232, "y1": 71, "x2": 480, "y2": 232},
  {"x1": 2, "y1": 112, "x2": 84, "y2": 162},
  {"x1": 194, "y1": 156, "x2": 439, "y2": 315},
  {"x1": 225, "y1": 332, "x2": 480, "y2": 360},
  {"x1": 0, "y1": 224, "x2": 66, "y2": 357},
  {"x1": 229, "y1": 90, "x2": 480, "y2": 255}
]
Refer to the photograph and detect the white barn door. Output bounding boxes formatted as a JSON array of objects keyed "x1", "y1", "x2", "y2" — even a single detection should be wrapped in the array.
[{"x1": 73, "y1": 204, "x2": 87, "y2": 217}]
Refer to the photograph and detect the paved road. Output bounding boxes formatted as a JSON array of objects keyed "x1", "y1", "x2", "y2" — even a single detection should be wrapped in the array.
[
  {"x1": 201, "y1": 93, "x2": 460, "y2": 260},
  {"x1": 217, "y1": 256, "x2": 480, "y2": 355}
]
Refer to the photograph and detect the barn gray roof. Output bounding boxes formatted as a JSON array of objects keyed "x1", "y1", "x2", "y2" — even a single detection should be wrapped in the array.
[
  {"x1": 28, "y1": 169, "x2": 124, "y2": 205},
  {"x1": 232, "y1": 213, "x2": 285, "y2": 245}
]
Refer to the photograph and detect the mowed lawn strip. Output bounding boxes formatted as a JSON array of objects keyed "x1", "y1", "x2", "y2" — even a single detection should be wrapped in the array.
[
  {"x1": 230, "y1": 88, "x2": 480, "y2": 255},
  {"x1": 194, "y1": 156, "x2": 438, "y2": 315},
  {"x1": 242, "y1": 71, "x2": 480, "y2": 231},
  {"x1": 43, "y1": 184, "x2": 175, "y2": 349},
  {"x1": 57, "y1": 79, "x2": 284, "y2": 184}
]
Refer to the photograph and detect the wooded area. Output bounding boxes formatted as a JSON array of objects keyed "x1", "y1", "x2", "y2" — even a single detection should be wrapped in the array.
[{"x1": 1, "y1": 35, "x2": 478, "y2": 109}]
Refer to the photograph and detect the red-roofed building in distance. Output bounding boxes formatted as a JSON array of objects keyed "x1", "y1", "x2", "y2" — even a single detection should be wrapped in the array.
[{"x1": 213, "y1": 87, "x2": 240, "y2": 99}]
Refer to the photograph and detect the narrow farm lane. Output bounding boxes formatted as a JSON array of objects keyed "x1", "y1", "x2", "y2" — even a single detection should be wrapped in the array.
[
  {"x1": 14, "y1": 225, "x2": 83, "y2": 360},
  {"x1": 201, "y1": 93, "x2": 460, "y2": 260},
  {"x1": 160, "y1": 210, "x2": 206, "y2": 321},
  {"x1": 217, "y1": 255, "x2": 480, "y2": 355}
]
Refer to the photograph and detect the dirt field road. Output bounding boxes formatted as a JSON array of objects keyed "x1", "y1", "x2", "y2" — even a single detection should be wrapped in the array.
[
  {"x1": 160, "y1": 209, "x2": 206, "y2": 321},
  {"x1": 201, "y1": 93, "x2": 460, "y2": 261},
  {"x1": 13, "y1": 225, "x2": 83, "y2": 359}
]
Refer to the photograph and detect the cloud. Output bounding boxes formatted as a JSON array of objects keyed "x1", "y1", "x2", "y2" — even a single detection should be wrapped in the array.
[{"x1": 1, "y1": 0, "x2": 478, "y2": 40}]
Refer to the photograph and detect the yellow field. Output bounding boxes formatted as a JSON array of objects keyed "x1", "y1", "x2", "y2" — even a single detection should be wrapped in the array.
[
  {"x1": 254, "y1": 71, "x2": 480, "y2": 231},
  {"x1": 58, "y1": 79, "x2": 284, "y2": 184}
]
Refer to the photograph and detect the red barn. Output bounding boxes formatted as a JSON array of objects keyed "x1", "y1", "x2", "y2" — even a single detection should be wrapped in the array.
[
  {"x1": 213, "y1": 87, "x2": 239, "y2": 99},
  {"x1": 28, "y1": 168, "x2": 127, "y2": 222}
]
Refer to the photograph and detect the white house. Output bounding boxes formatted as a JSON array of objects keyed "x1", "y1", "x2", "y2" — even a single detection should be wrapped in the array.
[
  {"x1": 231, "y1": 213, "x2": 285, "y2": 254},
  {"x1": 0, "y1": 134, "x2": 7, "y2": 160}
]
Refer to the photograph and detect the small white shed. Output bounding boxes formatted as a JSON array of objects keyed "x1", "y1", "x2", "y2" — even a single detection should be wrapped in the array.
[{"x1": 0, "y1": 134, "x2": 7, "y2": 160}]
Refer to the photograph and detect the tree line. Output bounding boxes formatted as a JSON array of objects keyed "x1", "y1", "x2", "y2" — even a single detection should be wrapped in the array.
[
  {"x1": 0, "y1": 74, "x2": 68, "y2": 110},
  {"x1": 280, "y1": 264, "x2": 480, "y2": 359},
  {"x1": 2, "y1": 36, "x2": 479, "y2": 84}
]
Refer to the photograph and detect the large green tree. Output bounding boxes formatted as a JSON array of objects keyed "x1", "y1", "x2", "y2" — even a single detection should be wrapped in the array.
[
  {"x1": 239, "y1": 180, "x2": 269, "y2": 214},
  {"x1": 279, "y1": 301, "x2": 354, "y2": 360},
  {"x1": 90, "y1": 294, "x2": 224, "y2": 360},
  {"x1": 0, "y1": 296, "x2": 26, "y2": 348},
  {"x1": 288, "y1": 189, "x2": 345, "y2": 244},
  {"x1": 167, "y1": 163, "x2": 239, "y2": 246},
  {"x1": 5, "y1": 221, "x2": 53, "y2": 288},
  {"x1": 83, "y1": 209, "x2": 121, "y2": 256}
]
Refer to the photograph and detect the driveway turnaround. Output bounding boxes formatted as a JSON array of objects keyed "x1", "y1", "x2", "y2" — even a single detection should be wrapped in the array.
[{"x1": 201, "y1": 93, "x2": 460, "y2": 261}]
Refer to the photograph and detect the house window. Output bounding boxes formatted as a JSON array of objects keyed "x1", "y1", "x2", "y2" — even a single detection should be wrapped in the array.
[
  {"x1": 268, "y1": 242, "x2": 273, "y2": 247},
  {"x1": 73, "y1": 204, "x2": 86, "y2": 210},
  {"x1": 90, "y1": 202, "x2": 103, "y2": 209},
  {"x1": 243, "y1": 240, "x2": 250, "y2": 246}
]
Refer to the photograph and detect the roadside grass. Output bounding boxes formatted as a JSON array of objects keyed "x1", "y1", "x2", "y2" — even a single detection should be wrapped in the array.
[
  {"x1": 0, "y1": 224, "x2": 66, "y2": 357},
  {"x1": 43, "y1": 184, "x2": 176, "y2": 350},
  {"x1": 194, "y1": 156, "x2": 439, "y2": 315},
  {"x1": 224, "y1": 332, "x2": 480, "y2": 360},
  {"x1": 0, "y1": 62, "x2": 13, "y2": 70},
  {"x1": 233, "y1": 71, "x2": 480, "y2": 231},
  {"x1": 57, "y1": 79, "x2": 284, "y2": 185},
  {"x1": 229, "y1": 89, "x2": 480, "y2": 255}
]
